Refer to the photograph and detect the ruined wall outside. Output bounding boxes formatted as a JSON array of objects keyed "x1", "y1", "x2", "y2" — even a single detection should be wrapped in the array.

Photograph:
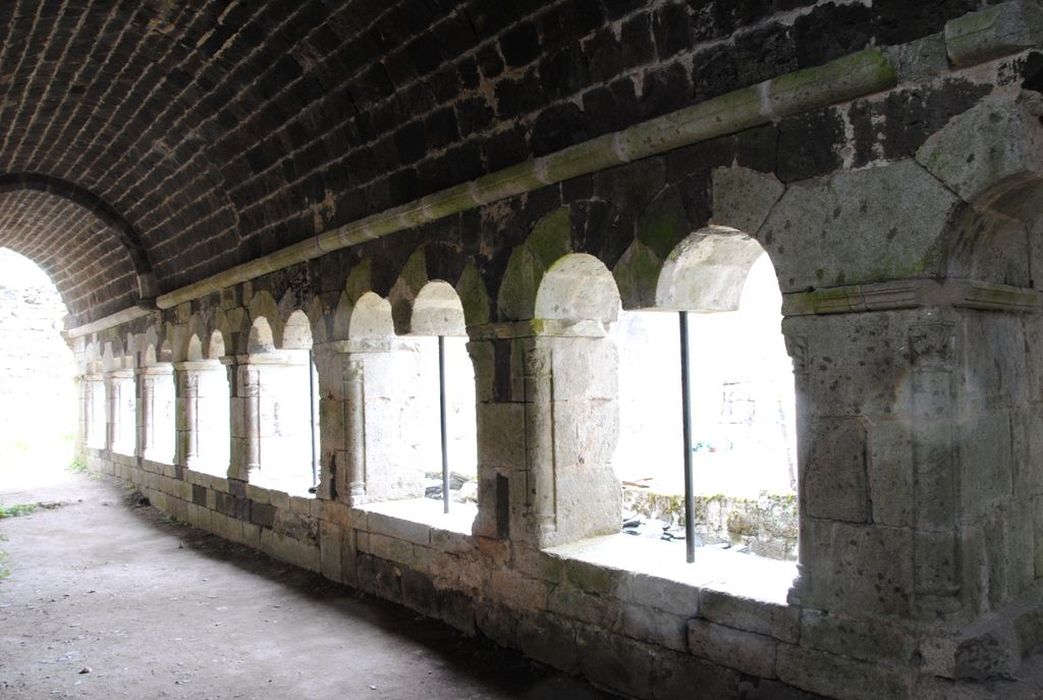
[{"x1": 0, "y1": 249, "x2": 76, "y2": 472}]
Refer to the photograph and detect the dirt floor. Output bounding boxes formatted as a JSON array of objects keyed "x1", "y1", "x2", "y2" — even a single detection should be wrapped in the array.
[{"x1": 0, "y1": 469, "x2": 619, "y2": 700}]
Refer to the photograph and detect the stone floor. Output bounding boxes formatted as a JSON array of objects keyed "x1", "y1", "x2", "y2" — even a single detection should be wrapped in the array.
[{"x1": 0, "y1": 469, "x2": 618, "y2": 700}]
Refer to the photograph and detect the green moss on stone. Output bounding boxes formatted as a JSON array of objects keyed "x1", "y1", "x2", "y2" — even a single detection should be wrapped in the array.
[
  {"x1": 613, "y1": 240, "x2": 663, "y2": 309},
  {"x1": 636, "y1": 187, "x2": 689, "y2": 260},
  {"x1": 496, "y1": 245, "x2": 539, "y2": 321},
  {"x1": 526, "y1": 208, "x2": 572, "y2": 270},
  {"x1": 456, "y1": 261, "x2": 491, "y2": 326},
  {"x1": 345, "y1": 259, "x2": 373, "y2": 302}
]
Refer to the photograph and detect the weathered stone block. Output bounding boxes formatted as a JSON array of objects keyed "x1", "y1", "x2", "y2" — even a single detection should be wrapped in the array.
[
  {"x1": 804, "y1": 417, "x2": 869, "y2": 523},
  {"x1": 575, "y1": 624, "x2": 655, "y2": 699},
  {"x1": 959, "y1": 410, "x2": 1013, "y2": 519},
  {"x1": 801, "y1": 519, "x2": 913, "y2": 617},
  {"x1": 651, "y1": 649, "x2": 740, "y2": 700},
  {"x1": 401, "y1": 566, "x2": 439, "y2": 618},
  {"x1": 548, "y1": 585, "x2": 620, "y2": 627},
  {"x1": 687, "y1": 619, "x2": 777, "y2": 679},
  {"x1": 364, "y1": 533, "x2": 415, "y2": 567},
  {"x1": 491, "y1": 569, "x2": 550, "y2": 610},
  {"x1": 619, "y1": 573, "x2": 699, "y2": 618},
  {"x1": 800, "y1": 608, "x2": 916, "y2": 665},
  {"x1": 249, "y1": 501, "x2": 276, "y2": 529},
  {"x1": 366, "y1": 511, "x2": 432, "y2": 545},
  {"x1": 617, "y1": 603, "x2": 686, "y2": 651},
  {"x1": 711, "y1": 166, "x2": 785, "y2": 236},
  {"x1": 776, "y1": 644, "x2": 912, "y2": 700},
  {"x1": 866, "y1": 419, "x2": 914, "y2": 528},
  {"x1": 699, "y1": 589, "x2": 800, "y2": 644},
  {"x1": 319, "y1": 520, "x2": 344, "y2": 583},
  {"x1": 475, "y1": 402, "x2": 524, "y2": 469},
  {"x1": 945, "y1": 0, "x2": 1043, "y2": 67},
  {"x1": 914, "y1": 530, "x2": 959, "y2": 603},
  {"x1": 760, "y1": 160, "x2": 960, "y2": 291}
]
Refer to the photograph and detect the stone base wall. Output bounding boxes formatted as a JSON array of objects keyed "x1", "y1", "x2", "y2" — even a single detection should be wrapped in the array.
[{"x1": 89, "y1": 450, "x2": 1043, "y2": 699}]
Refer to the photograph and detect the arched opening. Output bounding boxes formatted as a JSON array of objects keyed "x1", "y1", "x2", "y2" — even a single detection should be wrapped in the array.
[
  {"x1": 406, "y1": 281, "x2": 478, "y2": 517},
  {"x1": 108, "y1": 339, "x2": 137, "y2": 457},
  {"x1": 613, "y1": 228, "x2": 797, "y2": 560},
  {"x1": 177, "y1": 331, "x2": 230, "y2": 478},
  {"x1": 141, "y1": 339, "x2": 176, "y2": 464},
  {"x1": 245, "y1": 312, "x2": 320, "y2": 496},
  {"x1": 529, "y1": 253, "x2": 623, "y2": 547},
  {"x1": 0, "y1": 248, "x2": 76, "y2": 487}
]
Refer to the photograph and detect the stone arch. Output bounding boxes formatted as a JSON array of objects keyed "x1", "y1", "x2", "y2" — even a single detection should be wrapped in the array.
[
  {"x1": 348, "y1": 292, "x2": 395, "y2": 341},
  {"x1": 410, "y1": 280, "x2": 467, "y2": 337},
  {"x1": 305, "y1": 295, "x2": 332, "y2": 345},
  {"x1": 207, "y1": 330, "x2": 226, "y2": 360},
  {"x1": 282, "y1": 310, "x2": 314, "y2": 350},
  {"x1": 84, "y1": 340, "x2": 101, "y2": 374},
  {"x1": 389, "y1": 247, "x2": 430, "y2": 335},
  {"x1": 247, "y1": 289, "x2": 281, "y2": 354},
  {"x1": 0, "y1": 173, "x2": 157, "y2": 301},
  {"x1": 656, "y1": 226, "x2": 769, "y2": 312},
  {"x1": 535, "y1": 253, "x2": 620, "y2": 323},
  {"x1": 522, "y1": 250, "x2": 623, "y2": 548},
  {"x1": 497, "y1": 207, "x2": 573, "y2": 321},
  {"x1": 186, "y1": 334, "x2": 205, "y2": 361},
  {"x1": 943, "y1": 172, "x2": 1043, "y2": 287},
  {"x1": 180, "y1": 315, "x2": 208, "y2": 362},
  {"x1": 142, "y1": 327, "x2": 161, "y2": 366},
  {"x1": 248, "y1": 317, "x2": 276, "y2": 354}
]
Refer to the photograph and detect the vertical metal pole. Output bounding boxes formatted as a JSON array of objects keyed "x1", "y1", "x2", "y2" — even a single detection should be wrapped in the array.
[
  {"x1": 439, "y1": 336, "x2": 450, "y2": 514},
  {"x1": 309, "y1": 350, "x2": 318, "y2": 488},
  {"x1": 679, "y1": 312, "x2": 695, "y2": 563}
]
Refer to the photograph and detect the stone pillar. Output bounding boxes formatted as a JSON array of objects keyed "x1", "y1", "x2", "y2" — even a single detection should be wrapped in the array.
[
  {"x1": 782, "y1": 281, "x2": 1039, "y2": 626},
  {"x1": 108, "y1": 369, "x2": 136, "y2": 455},
  {"x1": 74, "y1": 375, "x2": 86, "y2": 459},
  {"x1": 783, "y1": 332, "x2": 810, "y2": 606},
  {"x1": 139, "y1": 370, "x2": 154, "y2": 458},
  {"x1": 468, "y1": 321, "x2": 620, "y2": 548},
  {"x1": 344, "y1": 356, "x2": 366, "y2": 504},
  {"x1": 523, "y1": 339, "x2": 556, "y2": 542},
  {"x1": 174, "y1": 363, "x2": 204, "y2": 470},
  {"x1": 227, "y1": 355, "x2": 260, "y2": 482},
  {"x1": 84, "y1": 373, "x2": 104, "y2": 449},
  {"x1": 311, "y1": 342, "x2": 357, "y2": 503}
]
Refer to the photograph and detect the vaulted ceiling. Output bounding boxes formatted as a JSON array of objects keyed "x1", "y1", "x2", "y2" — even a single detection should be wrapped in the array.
[{"x1": 0, "y1": 0, "x2": 976, "y2": 325}]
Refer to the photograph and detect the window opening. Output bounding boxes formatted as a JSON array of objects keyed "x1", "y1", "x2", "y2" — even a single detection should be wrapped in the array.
[{"x1": 614, "y1": 253, "x2": 797, "y2": 561}]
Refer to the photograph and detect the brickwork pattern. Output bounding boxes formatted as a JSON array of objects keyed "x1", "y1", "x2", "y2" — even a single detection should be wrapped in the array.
[{"x1": 0, "y1": 0, "x2": 984, "y2": 323}]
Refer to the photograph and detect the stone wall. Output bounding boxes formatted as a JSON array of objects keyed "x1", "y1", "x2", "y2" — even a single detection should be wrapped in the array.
[
  {"x1": 70, "y1": 5, "x2": 1043, "y2": 699},
  {"x1": 0, "y1": 0, "x2": 1005, "y2": 324}
]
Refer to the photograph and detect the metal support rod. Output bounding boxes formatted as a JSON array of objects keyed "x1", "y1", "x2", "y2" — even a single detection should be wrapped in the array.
[
  {"x1": 439, "y1": 336, "x2": 450, "y2": 514},
  {"x1": 309, "y1": 350, "x2": 318, "y2": 488},
  {"x1": 679, "y1": 312, "x2": 695, "y2": 564}
]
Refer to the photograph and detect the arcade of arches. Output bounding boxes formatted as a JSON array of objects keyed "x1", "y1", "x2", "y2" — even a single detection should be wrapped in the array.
[{"x1": 5, "y1": 1, "x2": 1043, "y2": 697}]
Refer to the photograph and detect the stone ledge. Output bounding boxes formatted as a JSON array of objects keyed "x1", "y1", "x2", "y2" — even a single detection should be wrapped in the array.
[{"x1": 783, "y1": 279, "x2": 1042, "y2": 316}]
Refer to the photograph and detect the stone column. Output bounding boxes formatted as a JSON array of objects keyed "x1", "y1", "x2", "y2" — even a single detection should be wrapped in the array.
[
  {"x1": 84, "y1": 373, "x2": 104, "y2": 449},
  {"x1": 339, "y1": 354, "x2": 367, "y2": 504},
  {"x1": 108, "y1": 369, "x2": 136, "y2": 454},
  {"x1": 781, "y1": 282, "x2": 1039, "y2": 625},
  {"x1": 227, "y1": 356, "x2": 261, "y2": 482},
  {"x1": 311, "y1": 342, "x2": 355, "y2": 503},
  {"x1": 467, "y1": 321, "x2": 619, "y2": 548},
  {"x1": 174, "y1": 363, "x2": 204, "y2": 470},
  {"x1": 139, "y1": 371, "x2": 154, "y2": 458},
  {"x1": 523, "y1": 339, "x2": 556, "y2": 543}
]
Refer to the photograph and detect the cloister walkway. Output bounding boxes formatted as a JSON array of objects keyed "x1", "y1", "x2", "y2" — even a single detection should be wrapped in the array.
[{"x1": 0, "y1": 470, "x2": 615, "y2": 700}]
